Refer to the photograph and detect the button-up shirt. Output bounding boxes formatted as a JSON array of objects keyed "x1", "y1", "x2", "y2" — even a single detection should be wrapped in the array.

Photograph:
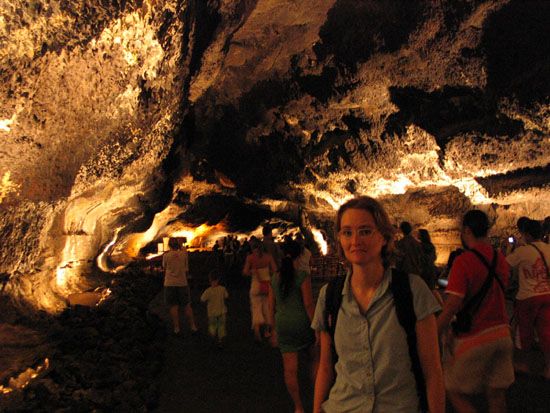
[{"x1": 311, "y1": 268, "x2": 440, "y2": 413}]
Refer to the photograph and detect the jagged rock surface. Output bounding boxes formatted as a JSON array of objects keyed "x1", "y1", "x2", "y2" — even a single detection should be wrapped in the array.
[{"x1": 0, "y1": 0, "x2": 549, "y2": 311}]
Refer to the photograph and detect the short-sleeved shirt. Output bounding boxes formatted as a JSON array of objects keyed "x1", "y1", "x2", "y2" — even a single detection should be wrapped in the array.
[
  {"x1": 162, "y1": 250, "x2": 189, "y2": 287},
  {"x1": 506, "y1": 241, "x2": 550, "y2": 300},
  {"x1": 446, "y1": 242, "x2": 510, "y2": 338},
  {"x1": 200, "y1": 285, "x2": 229, "y2": 317},
  {"x1": 311, "y1": 268, "x2": 440, "y2": 413}
]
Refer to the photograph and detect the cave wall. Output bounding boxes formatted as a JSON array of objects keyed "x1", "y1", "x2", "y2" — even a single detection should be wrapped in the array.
[
  {"x1": 0, "y1": 0, "x2": 194, "y2": 311},
  {"x1": 0, "y1": 0, "x2": 549, "y2": 312}
]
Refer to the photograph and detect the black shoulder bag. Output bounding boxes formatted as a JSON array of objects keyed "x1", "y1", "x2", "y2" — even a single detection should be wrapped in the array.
[{"x1": 451, "y1": 248, "x2": 503, "y2": 334}]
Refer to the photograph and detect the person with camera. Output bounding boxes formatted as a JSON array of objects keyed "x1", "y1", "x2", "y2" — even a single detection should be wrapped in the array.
[
  {"x1": 506, "y1": 218, "x2": 550, "y2": 380},
  {"x1": 437, "y1": 210, "x2": 514, "y2": 413}
]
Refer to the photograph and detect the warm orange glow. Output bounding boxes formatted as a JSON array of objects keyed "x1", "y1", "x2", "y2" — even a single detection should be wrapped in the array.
[
  {"x1": 215, "y1": 170, "x2": 237, "y2": 188},
  {"x1": 171, "y1": 222, "x2": 229, "y2": 249},
  {"x1": 0, "y1": 358, "x2": 49, "y2": 394},
  {"x1": 94, "y1": 8, "x2": 164, "y2": 80},
  {"x1": 0, "y1": 171, "x2": 20, "y2": 203},
  {"x1": 0, "y1": 113, "x2": 16, "y2": 132},
  {"x1": 55, "y1": 266, "x2": 68, "y2": 289},
  {"x1": 97, "y1": 288, "x2": 112, "y2": 305},
  {"x1": 96, "y1": 226, "x2": 125, "y2": 273},
  {"x1": 146, "y1": 252, "x2": 163, "y2": 260},
  {"x1": 55, "y1": 233, "x2": 88, "y2": 293},
  {"x1": 312, "y1": 227, "x2": 328, "y2": 255},
  {"x1": 291, "y1": 125, "x2": 507, "y2": 210}
]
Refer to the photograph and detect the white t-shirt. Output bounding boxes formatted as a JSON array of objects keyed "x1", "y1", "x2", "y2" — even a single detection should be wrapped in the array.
[
  {"x1": 200, "y1": 285, "x2": 229, "y2": 317},
  {"x1": 506, "y1": 241, "x2": 550, "y2": 300},
  {"x1": 162, "y1": 249, "x2": 189, "y2": 287}
]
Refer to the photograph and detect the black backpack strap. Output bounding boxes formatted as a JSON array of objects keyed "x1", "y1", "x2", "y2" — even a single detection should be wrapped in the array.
[
  {"x1": 324, "y1": 275, "x2": 346, "y2": 363},
  {"x1": 391, "y1": 269, "x2": 428, "y2": 412},
  {"x1": 468, "y1": 248, "x2": 504, "y2": 292}
]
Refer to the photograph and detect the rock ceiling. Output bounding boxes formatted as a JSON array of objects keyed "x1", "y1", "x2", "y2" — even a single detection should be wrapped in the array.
[{"x1": 0, "y1": 0, "x2": 549, "y2": 312}]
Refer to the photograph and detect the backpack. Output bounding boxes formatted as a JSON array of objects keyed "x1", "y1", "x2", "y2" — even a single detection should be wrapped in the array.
[{"x1": 324, "y1": 269, "x2": 428, "y2": 412}]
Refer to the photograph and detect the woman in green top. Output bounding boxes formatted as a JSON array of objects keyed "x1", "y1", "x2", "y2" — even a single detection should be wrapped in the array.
[{"x1": 269, "y1": 240, "x2": 316, "y2": 413}]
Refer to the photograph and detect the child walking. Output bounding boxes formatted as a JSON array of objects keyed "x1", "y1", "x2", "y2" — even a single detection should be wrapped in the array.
[{"x1": 200, "y1": 271, "x2": 229, "y2": 348}]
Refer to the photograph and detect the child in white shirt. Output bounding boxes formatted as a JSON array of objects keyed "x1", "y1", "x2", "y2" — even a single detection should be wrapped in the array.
[{"x1": 200, "y1": 271, "x2": 229, "y2": 347}]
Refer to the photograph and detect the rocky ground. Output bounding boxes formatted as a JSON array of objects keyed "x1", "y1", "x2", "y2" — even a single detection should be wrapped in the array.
[{"x1": 0, "y1": 269, "x2": 166, "y2": 412}]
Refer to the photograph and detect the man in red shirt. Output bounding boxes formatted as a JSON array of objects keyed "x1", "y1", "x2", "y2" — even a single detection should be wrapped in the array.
[{"x1": 438, "y1": 210, "x2": 514, "y2": 413}]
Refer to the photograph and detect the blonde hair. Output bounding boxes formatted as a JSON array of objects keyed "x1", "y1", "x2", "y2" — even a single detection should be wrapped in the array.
[{"x1": 335, "y1": 196, "x2": 396, "y2": 268}]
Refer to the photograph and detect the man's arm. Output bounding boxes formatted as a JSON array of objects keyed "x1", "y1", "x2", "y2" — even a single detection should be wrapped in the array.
[{"x1": 436, "y1": 293, "x2": 464, "y2": 335}]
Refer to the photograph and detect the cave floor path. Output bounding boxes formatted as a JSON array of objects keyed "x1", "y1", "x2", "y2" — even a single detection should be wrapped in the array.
[
  {"x1": 149, "y1": 280, "x2": 305, "y2": 413},
  {"x1": 149, "y1": 279, "x2": 549, "y2": 413}
]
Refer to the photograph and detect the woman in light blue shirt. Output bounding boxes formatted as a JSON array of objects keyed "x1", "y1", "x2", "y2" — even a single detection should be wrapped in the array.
[{"x1": 311, "y1": 196, "x2": 444, "y2": 413}]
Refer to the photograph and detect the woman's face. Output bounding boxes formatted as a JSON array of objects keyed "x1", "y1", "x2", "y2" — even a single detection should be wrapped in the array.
[{"x1": 339, "y1": 208, "x2": 386, "y2": 266}]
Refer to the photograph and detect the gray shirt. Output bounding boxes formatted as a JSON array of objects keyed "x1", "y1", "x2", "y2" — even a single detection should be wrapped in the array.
[{"x1": 311, "y1": 268, "x2": 440, "y2": 413}]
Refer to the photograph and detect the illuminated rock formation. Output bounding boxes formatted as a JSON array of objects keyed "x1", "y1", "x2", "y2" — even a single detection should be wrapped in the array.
[{"x1": 0, "y1": 0, "x2": 548, "y2": 312}]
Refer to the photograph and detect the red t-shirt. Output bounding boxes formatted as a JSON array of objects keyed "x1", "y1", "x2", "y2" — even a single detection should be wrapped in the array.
[{"x1": 446, "y1": 242, "x2": 510, "y2": 337}]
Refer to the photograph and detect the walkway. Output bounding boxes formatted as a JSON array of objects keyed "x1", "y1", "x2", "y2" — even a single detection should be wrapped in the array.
[
  {"x1": 150, "y1": 279, "x2": 549, "y2": 413},
  {"x1": 150, "y1": 281, "x2": 313, "y2": 413}
]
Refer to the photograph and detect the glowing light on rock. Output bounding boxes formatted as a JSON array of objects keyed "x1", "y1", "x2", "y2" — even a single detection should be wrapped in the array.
[
  {"x1": 146, "y1": 252, "x2": 163, "y2": 260},
  {"x1": 294, "y1": 126, "x2": 497, "y2": 210},
  {"x1": 0, "y1": 171, "x2": 20, "y2": 203},
  {"x1": 284, "y1": 115, "x2": 300, "y2": 126},
  {"x1": 97, "y1": 227, "x2": 124, "y2": 273},
  {"x1": 0, "y1": 5, "x2": 75, "y2": 61},
  {"x1": 0, "y1": 114, "x2": 16, "y2": 132},
  {"x1": 56, "y1": 266, "x2": 68, "y2": 290},
  {"x1": 170, "y1": 229, "x2": 195, "y2": 242},
  {"x1": 95, "y1": 9, "x2": 164, "y2": 80},
  {"x1": 97, "y1": 288, "x2": 112, "y2": 306},
  {"x1": 171, "y1": 223, "x2": 229, "y2": 249},
  {"x1": 372, "y1": 176, "x2": 412, "y2": 196},
  {"x1": 54, "y1": 231, "x2": 91, "y2": 294},
  {"x1": 452, "y1": 177, "x2": 492, "y2": 205},
  {"x1": 115, "y1": 85, "x2": 141, "y2": 115},
  {"x1": 312, "y1": 228, "x2": 328, "y2": 255},
  {"x1": 0, "y1": 358, "x2": 49, "y2": 394},
  {"x1": 121, "y1": 212, "x2": 169, "y2": 259}
]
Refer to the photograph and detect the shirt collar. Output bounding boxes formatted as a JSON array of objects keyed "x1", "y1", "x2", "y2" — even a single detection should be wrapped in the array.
[{"x1": 342, "y1": 267, "x2": 393, "y2": 306}]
